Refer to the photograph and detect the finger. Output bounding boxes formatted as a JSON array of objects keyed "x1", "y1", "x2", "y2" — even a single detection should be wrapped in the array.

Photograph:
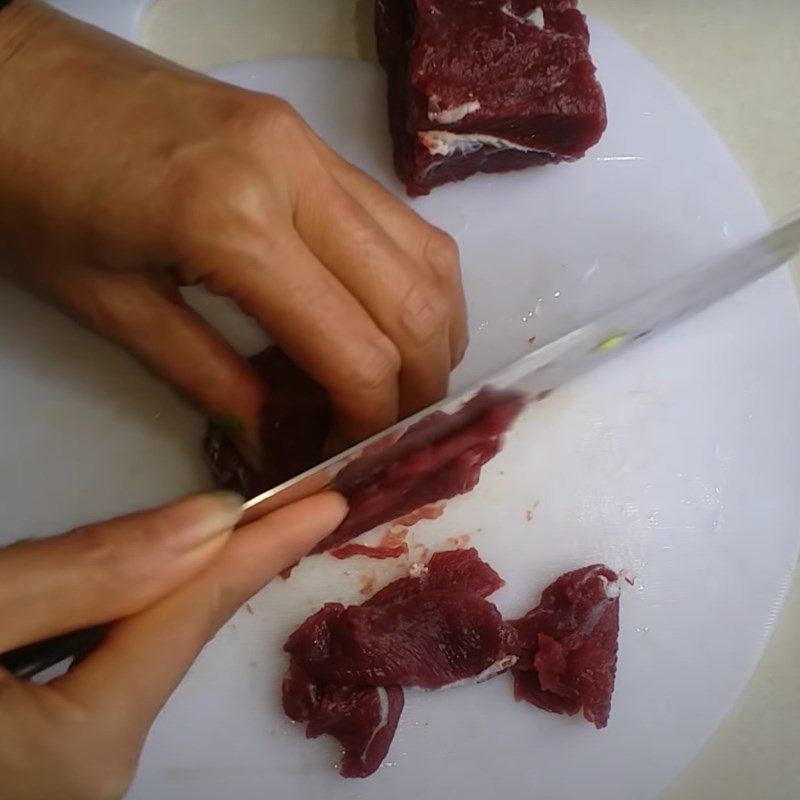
[
  {"x1": 315, "y1": 144, "x2": 469, "y2": 366},
  {"x1": 55, "y1": 492, "x2": 347, "y2": 740},
  {"x1": 294, "y1": 174, "x2": 452, "y2": 418},
  {"x1": 0, "y1": 493, "x2": 242, "y2": 653},
  {"x1": 26, "y1": 265, "x2": 266, "y2": 440},
  {"x1": 212, "y1": 230, "x2": 402, "y2": 443}
]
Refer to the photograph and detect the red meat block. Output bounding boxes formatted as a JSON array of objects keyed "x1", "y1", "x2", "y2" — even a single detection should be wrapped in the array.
[
  {"x1": 376, "y1": 0, "x2": 607, "y2": 195},
  {"x1": 510, "y1": 564, "x2": 620, "y2": 728},
  {"x1": 204, "y1": 347, "x2": 331, "y2": 497}
]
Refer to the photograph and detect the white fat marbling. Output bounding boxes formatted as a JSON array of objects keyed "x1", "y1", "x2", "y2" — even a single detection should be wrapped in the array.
[
  {"x1": 360, "y1": 687, "x2": 391, "y2": 762},
  {"x1": 428, "y1": 99, "x2": 482, "y2": 124},
  {"x1": 418, "y1": 655, "x2": 519, "y2": 691},
  {"x1": 419, "y1": 130, "x2": 539, "y2": 157},
  {"x1": 500, "y1": 3, "x2": 546, "y2": 29}
]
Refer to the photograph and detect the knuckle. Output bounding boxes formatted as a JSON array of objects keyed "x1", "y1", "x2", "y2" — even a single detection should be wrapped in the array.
[
  {"x1": 69, "y1": 278, "x2": 147, "y2": 338},
  {"x1": 228, "y1": 95, "x2": 303, "y2": 140},
  {"x1": 401, "y1": 283, "x2": 449, "y2": 345},
  {"x1": 166, "y1": 149, "x2": 270, "y2": 255},
  {"x1": 423, "y1": 228, "x2": 460, "y2": 280},
  {"x1": 71, "y1": 524, "x2": 129, "y2": 596},
  {"x1": 347, "y1": 338, "x2": 401, "y2": 393}
]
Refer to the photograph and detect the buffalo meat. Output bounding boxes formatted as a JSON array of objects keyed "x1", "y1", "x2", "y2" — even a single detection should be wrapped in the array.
[
  {"x1": 376, "y1": 0, "x2": 607, "y2": 195},
  {"x1": 205, "y1": 347, "x2": 331, "y2": 497},
  {"x1": 510, "y1": 564, "x2": 620, "y2": 728},
  {"x1": 365, "y1": 547, "x2": 505, "y2": 606},
  {"x1": 285, "y1": 590, "x2": 517, "y2": 689},
  {"x1": 282, "y1": 664, "x2": 404, "y2": 779},
  {"x1": 204, "y1": 346, "x2": 525, "y2": 557},
  {"x1": 282, "y1": 547, "x2": 511, "y2": 777},
  {"x1": 315, "y1": 387, "x2": 525, "y2": 553}
]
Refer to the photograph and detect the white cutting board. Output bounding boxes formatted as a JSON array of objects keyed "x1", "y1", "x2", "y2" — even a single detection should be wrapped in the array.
[{"x1": 5, "y1": 3, "x2": 799, "y2": 799}]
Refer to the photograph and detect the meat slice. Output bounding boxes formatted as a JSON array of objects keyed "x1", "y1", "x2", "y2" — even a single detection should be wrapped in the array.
[
  {"x1": 330, "y1": 542, "x2": 409, "y2": 560},
  {"x1": 315, "y1": 388, "x2": 525, "y2": 553},
  {"x1": 285, "y1": 590, "x2": 517, "y2": 689},
  {"x1": 365, "y1": 547, "x2": 505, "y2": 606},
  {"x1": 510, "y1": 564, "x2": 620, "y2": 728},
  {"x1": 282, "y1": 664, "x2": 404, "y2": 778},
  {"x1": 282, "y1": 548, "x2": 510, "y2": 776},
  {"x1": 204, "y1": 346, "x2": 525, "y2": 557},
  {"x1": 376, "y1": 0, "x2": 607, "y2": 195}
]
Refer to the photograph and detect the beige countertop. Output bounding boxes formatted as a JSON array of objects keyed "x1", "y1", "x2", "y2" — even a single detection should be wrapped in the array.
[{"x1": 142, "y1": 2, "x2": 800, "y2": 798}]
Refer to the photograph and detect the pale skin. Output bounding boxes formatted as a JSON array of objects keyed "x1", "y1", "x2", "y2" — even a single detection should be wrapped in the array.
[{"x1": 0, "y1": 1, "x2": 468, "y2": 797}]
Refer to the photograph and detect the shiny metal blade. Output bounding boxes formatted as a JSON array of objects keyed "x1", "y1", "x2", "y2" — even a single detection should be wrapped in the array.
[{"x1": 241, "y1": 211, "x2": 800, "y2": 524}]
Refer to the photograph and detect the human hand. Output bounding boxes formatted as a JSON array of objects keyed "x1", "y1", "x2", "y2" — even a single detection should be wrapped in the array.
[
  {"x1": 0, "y1": 490, "x2": 347, "y2": 800},
  {"x1": 0, "y1": 1, "x2": 468, "y2": 452}
]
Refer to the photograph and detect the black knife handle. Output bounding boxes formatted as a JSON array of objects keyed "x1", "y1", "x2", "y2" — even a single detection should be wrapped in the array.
[{"x1": 0, "y1": 624, "x2": 109, "y2": 680}]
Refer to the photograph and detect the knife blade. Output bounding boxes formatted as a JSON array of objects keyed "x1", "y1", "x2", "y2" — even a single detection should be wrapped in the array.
[
  {"x1": 241, "y1": 210, "x2": 800, "y2": 524},
  {"x1": 4, "y1": 211, "x2": 799, "y2": 681}
]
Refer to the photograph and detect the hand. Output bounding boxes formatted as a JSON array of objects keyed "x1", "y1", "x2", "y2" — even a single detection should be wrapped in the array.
[
  {"x1": 0, "y1": 1, "x2": 468, "y2": 450},
  {"x1": 0, "y1": 491, "x2": 347, "y2": 800}
]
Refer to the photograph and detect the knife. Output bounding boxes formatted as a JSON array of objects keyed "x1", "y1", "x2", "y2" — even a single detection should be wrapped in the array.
[
  {"x1": 3, "y1": 210, "x2": 800, "y2": 680},
  {"x1": 239, "y1": 210, "x2": 800, "y2": 522}
]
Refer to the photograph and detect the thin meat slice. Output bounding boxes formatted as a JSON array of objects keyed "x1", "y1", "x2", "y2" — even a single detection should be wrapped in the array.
[
  {"x1": 330, "y1": 542, "x2": 409, "y2": 560},
  {"x1": 365, "y1": 547, "x2": 505, "y2": 607},
  {"x1": 285, "y1": 590, "x2": 517, "y2": 690},
  {"x1": 510, "y1": 564, "x2": 620, "y2": 728},
  {"x1": 282, "y1": 548, "x2": 509, "y2": 777},
  {"x1": 314, "y1": 389, "x2": 525, "y2": 553},
  {"x1": 282, "y1": 664, "x2": 404, "y2": 778},
  {"x1": 204, "y1": 346, "x2": 525, "y2": 557}
]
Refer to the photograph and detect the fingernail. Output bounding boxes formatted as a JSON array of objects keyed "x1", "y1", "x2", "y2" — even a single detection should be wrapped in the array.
[{"x1": 170, "y1": 492, "x2": 244, "y2": 550}]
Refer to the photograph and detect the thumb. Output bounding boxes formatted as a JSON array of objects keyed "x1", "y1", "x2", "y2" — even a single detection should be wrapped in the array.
[
  {"x1": 0, "y1": 492, "x2": 242, "y2": 653},
  {"x1": 55, "y1": 492, "x2": 348, "y2": 742}
]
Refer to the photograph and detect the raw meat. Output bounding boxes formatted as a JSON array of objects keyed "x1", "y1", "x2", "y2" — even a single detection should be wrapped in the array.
[
  {"x1": 393, "y1": 501, "x2": 444, "y2": 526},
  {"x1": 282, "y1": 664, "x2": 404, "y2": 779},
  {"x1": 330, "y1": 541, "x2": 409, "y2": 560},
  {"x1": 365, "y1": 547, "x2": 505, "y2": 606},
  {"x1": 284, "y1": 590, "x2": 517, "y2": 689},
  {"x1": 282, "y1": 548, "x2": 510, "y2": 776},
  {"x1": 510, "y1": 564, "x2": 620, "y2": 728},
  {"x1": 204, "y1": 346, "x2": 525, "y2": 557},
  {"x1": 205, "y1": 347, "x2": 331, "y2": 497},
  {"x1": 316, "y1": 388, "x2": 526, "y2": 553},
  {"x1": 376, "y1": 0, "x2": 607, "y2": 195}
]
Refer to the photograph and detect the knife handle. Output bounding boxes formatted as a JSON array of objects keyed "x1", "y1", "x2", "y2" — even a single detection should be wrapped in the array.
[{"x1": 0, "y1": 624, "x2": 109, "y2": 680}]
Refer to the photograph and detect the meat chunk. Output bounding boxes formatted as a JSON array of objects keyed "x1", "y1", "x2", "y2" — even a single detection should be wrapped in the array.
[
  {"x1": 204, "y1": 347, "x2": 331, "y2": 497},
  {"x1": 285, "y1": 590, "x2": 517, "y2": 689},
  {"x1": 282, "y1": 664, "x2": 404, "y2": 779},
  {"x1": 510, "y1": 564, "x2": 620, "y2": 728},
  {"x1": 204, "y1": 346, "x2": 525, "y2": 557},
  {"x1": 376, "y1": 0, "x2": 607, "y2": 195}
]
